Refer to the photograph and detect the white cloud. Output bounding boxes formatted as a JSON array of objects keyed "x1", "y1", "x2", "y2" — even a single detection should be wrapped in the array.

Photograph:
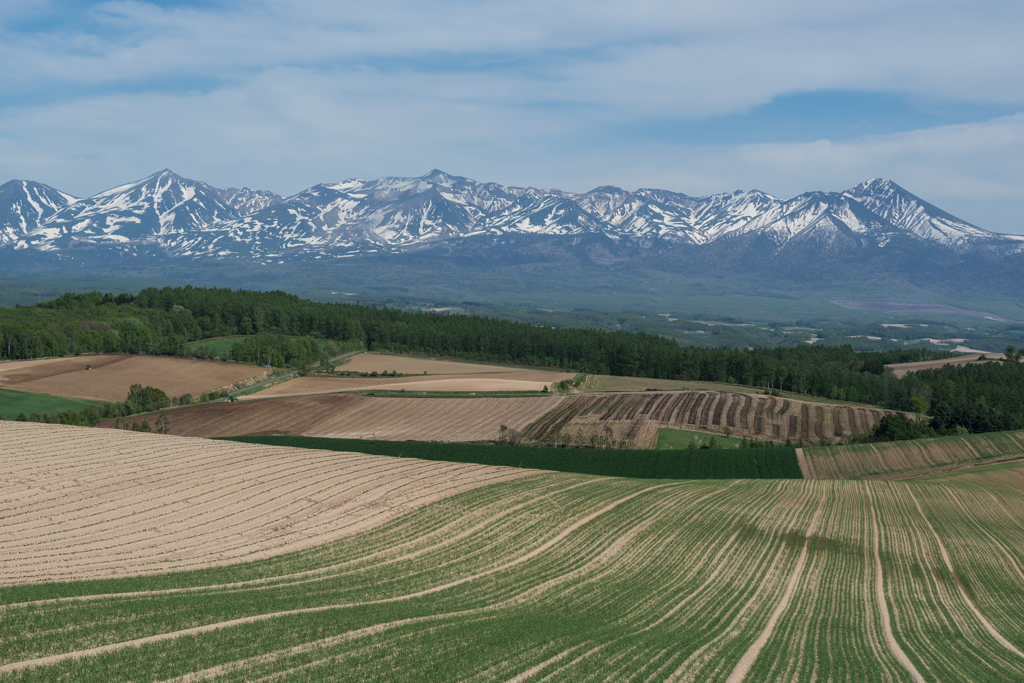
[{"x1": 1, "y1": 0, "x2": 1023, "y2": 233}]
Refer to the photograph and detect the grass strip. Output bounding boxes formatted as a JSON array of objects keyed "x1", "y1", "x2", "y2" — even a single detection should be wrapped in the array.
[
  {"x1": 0, "y1": 387, "x2": 100, "y2": 420},
  {"x1": 217, "y1": 436, "x2": 803, "y2": 480}
]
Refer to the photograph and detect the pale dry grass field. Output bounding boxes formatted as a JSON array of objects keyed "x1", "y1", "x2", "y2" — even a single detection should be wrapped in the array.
[
  {"x1": 246, "y1": 370, "x2": 574, "y2": 399},
  {"x1": 0, "y1": 354, "x2": 267, "y2": 402},
  {"x1": 0, "y1": 421, "x2": 537, "y2": 585}
]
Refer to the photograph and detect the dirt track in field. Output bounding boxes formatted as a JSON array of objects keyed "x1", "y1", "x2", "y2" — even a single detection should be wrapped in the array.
[
  {"x1": 0, "y1": 422, "x2": 538, "y2": 584},
  {"x1": 246, "y1": 371, "x2": 574, "y2": 399},
  {"x1": 101, "y1": 393, "x2": 566, "y2": 442},
  {"x1": 886, "y1": 353, "x2": 1018, "y2": 378},
  {"x1": 0, "y1": 355, "x2": 267, "y2": 402}
]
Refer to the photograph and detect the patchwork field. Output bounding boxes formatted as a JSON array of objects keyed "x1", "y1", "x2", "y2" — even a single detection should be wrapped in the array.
[
  {"x1": 246, "y1": 370, "x2": 574, "y2": 399},
  {"x1": 0, "y1": 354, "x2": 268, "y2": 402},
  {"x1": 802, "y1": 429, "x2": 1024, "y2": 479},
  {"x1": 0, "y1": 422, "x2": 535, "y2": 584},
  {"x1": 582, "y1": 375, "x2": 880, "y2": 407},
  {"x1": 3, "y1": 424, "x2": 1024, "y2": 681},
  {"x1": 523, "y1": 391, "x2": 892, "y2": 448},
  {"x1": 104, "y1": 393, "x2": 567, "y2": 442}
]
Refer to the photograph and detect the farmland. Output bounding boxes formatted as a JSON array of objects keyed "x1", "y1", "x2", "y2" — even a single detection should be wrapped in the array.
[
  {"x1": 582, "y1": 374, "x2": 883, "y2": 408},
  {"x1": 657, "y1": 427, "x2": 745, "y2": 450},
  {"x1": 802, "y1": 428, "x2": 1024, "y2": 479},
  {"x1": 0, "y1": 422, "x2": 534, "y2": 584},
  {"x1": 103, "y1": 393, "x2": 566, "y2": 441},
  {"x1": 0, "y1": 354, "x2": 268, "y2": 402},
  {"x1": 0, "y1": 387, "x2": 98, "y2": 420},
  {"x1": 522, "y1": 391, "x2": 892, "y2": 449},
  {"x1": 246, "y1": 369, "x2": 574, "y2": 399},
  {"x1": 3, "y1": 423, "x2": 1024, "y2": 680},
  {"x1": 338, "y1": 353, "x2": 527, "y2": 375}
]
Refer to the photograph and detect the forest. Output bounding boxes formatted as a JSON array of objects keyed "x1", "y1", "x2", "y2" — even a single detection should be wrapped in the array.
[{"x1": 0, "y1": 286, "x2": 1021, "y2": 435}]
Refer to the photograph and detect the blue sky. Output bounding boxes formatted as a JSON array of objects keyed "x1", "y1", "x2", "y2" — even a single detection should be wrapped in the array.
[{"x1": 2, "y1": 0, "x2": 1023, "y2": 234}]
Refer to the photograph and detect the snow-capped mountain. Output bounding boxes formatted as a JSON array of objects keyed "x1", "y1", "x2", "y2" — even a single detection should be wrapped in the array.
[
  {"x1": 23, "y1": 170, "x2": 241, "y2": 252},
  {"x1": 215, "y1": 187, "x2": 284, "y2": 215},
  {"x1": 844, "y1": 179, "x2": 994, "y2": 248},
  {"x1": 1, "y1": 169, "x2": 1019, "y2": 273},
  {"x1": 0, "y1": 180, "x2": 77, "y2": 247}
]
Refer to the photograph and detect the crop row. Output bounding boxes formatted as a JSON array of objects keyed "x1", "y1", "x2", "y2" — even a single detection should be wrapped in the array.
[
  {"x1": 802, "y1": 428, "x2": 1024, "y2": 479},
  {"x1": 4, "y1": 457, "x2": 1024, "y2": 680},
  {"x1": 523, "y1": 391, "x2": 890, "y2": 447},
  {"x1": 0, "y1": 422, "x2": 531, "y2": 585}
]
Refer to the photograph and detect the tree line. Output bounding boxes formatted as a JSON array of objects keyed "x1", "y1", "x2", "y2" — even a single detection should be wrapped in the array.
[{"x1": 1, "y1": 285, "x2": 1021, "y2": 435}]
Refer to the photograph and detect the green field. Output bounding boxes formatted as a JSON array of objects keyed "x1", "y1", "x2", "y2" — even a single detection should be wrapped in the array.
[
  {"x1": 219, "y1": 435, "x2": 803, "y2": 480},
  {"x1": 0, "y1": 387, "x2": 100, "y2": 420},
  {"x1": 657, "y1": 427, "x2": 745, "y2": 450},
  {"x1": 802, "y1": 428, "x2": 1024, "y2": 479},
  {"x1": 4, "y1": 465, "x2": 1024, "y2": 681}
]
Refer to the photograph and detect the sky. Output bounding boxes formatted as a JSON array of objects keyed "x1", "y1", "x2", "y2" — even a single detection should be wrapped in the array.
[{"x1": 2, "y1": 0, "x2": 1023, "y2": 234}]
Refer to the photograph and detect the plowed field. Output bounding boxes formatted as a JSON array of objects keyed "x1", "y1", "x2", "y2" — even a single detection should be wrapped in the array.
[
  {"x1": 0, "y1": 354, "x2": 267, "y2": 402},
  {"x1": 246, "y1": 370, "x2": 574, "y2": 399},
  {"x1": 523, "y1": 391, "x2": 891, "y2": 448},
  {"x1": 337, "y1": 353, "x2": 528, "y2": 375},
  {"x1": 803, "y1": 429, "x2": 1024, "y2": 479},
  {"x1": 5, "y1": 453, "x2": 1024, "y2": 680},
  {"x1": 0, "y1": 422, "x2": 535, "y2": 585},
  {"x1": 104, "y1": 393, "x2": 567, "y2": 442}
]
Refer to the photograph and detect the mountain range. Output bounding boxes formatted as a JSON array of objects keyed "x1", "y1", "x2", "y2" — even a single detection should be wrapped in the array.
[{"x1": 1, "y1": 169, "x2": 1021, "y2": 288}]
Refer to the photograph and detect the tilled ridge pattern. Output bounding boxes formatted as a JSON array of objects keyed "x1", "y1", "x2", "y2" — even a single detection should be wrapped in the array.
[
  {"x1": 522, "y1": 391, "x2": 891, "y2": 448},
  {"x1": 0, "y1": 354, "x2": 268, "y2": 402},
  {"x1": 3, "y1": 464, "x2": 1024, "y2": 680},
  {"x1": 0, "y1": 422, "x2": 537, "y2": 585},
  {"x1": 103, "y1": 393, "x2": 567, "y2": 442},
  {"x1": 802, "y1": 429, "x2": 1024, "y2": 479}
]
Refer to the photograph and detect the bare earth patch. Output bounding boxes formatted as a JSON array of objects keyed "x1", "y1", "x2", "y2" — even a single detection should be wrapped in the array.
[
  {"x1": 0, "y1": 422, "x2": 538, "y2": 585},
  {"x1": 247, "y1": 371, "x2": 575, "y2": 399},
  {"x1": 100, "y1": 393, "x2": 567, "y2": 442},
  {"x1": 0, "y1": 355, "x2": 268, "y2": 402}
]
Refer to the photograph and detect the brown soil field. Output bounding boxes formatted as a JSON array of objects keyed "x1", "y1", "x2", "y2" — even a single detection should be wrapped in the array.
[
  {"x1": 582, "y1": 374, "x2": 879, "y2": 407},
  {"x1": 522, "y1": 391, "x2": 893, "y2": 449},
  {"x1": 802, "y1": 429, "x2": 1024, "y2": 479},
  {"x1": 102, "y1": 393, "x2": 566, "y2": 442},
  {"x1": 246, "y1": 370, "x2": 575, "y2": 399},
  {"x1": 886, "y1": 353, "x2": 1018, "y2": 378},
  {"x1": 338, "y1": 353, "x2": 528, "y2": 375},
  {"x1": 0, "y1": 354, "x2": 268, "y2": 402},
  {"x1": 0, "y1": 421, "x2": 537, "y2": 585}
]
